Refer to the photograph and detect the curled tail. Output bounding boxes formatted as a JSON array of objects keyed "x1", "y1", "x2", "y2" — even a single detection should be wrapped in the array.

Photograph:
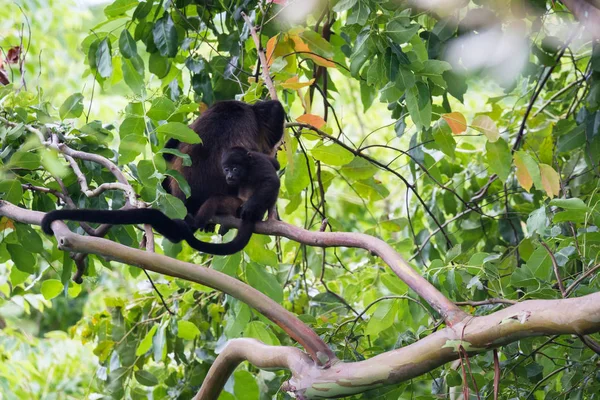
[{"x1": 41, "y1": 209, "x2": 252, "y2": 256}]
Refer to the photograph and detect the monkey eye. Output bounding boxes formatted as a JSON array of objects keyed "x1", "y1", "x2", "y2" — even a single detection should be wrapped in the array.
[
  {"x1": 233, "y1": 167, "x2": 238, "y2": 173},
  {"x1": 224, "y1": 168, "x2": 230, "y2": 173}
]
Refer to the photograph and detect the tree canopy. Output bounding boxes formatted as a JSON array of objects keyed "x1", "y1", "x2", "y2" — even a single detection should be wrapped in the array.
[{"x1": 1, "y1": 0, "x2": 600, "y2": 399}]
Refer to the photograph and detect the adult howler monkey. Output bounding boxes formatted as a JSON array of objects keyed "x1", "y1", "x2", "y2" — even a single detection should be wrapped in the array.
[{"x1": 42, "y1": 100, "x2": 285, "y2": 255}]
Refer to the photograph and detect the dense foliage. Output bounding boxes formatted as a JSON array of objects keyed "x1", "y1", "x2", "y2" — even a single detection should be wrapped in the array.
[{"x1": 1, "y1": 0, "x2": 600, "y2": 398}]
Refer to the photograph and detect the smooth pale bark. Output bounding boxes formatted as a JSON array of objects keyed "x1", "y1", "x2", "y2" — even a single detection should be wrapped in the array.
[
  {"x1": 0, "y1": 201, "x2": 335, "y2": 365},
  {"x1": 199, "y1": 293, "x2": 600, "y2": 398}
]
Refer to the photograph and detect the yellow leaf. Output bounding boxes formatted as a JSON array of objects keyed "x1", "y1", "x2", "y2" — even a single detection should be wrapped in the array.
[
  {"x1": 281, "y1": 76, "x2": 315, "y2": 90},
  {"x1": 289, "y1": 35, "x2": 335, "y2": 68},
  {"x1": 441, "y1": 112, "x2": 467, "y2": 134},
  {"x1": 514, "y1": 152, "x2": 532, "y2": 192},
  {"x1": 0, "y1": 217, "x2": 14, "y2": 231},
  {"x1": 265, "y1": 35, "x2": 279, "y2": 66},
  {"x1": 539, "y1": 163, "x2": 560, "y2": 198},
  {"x1": 472, "y1": 115, "x2": 499, "y2": 142},
  {"x1": 296, "y1": 113, "x2": 326, "y2": 129}
]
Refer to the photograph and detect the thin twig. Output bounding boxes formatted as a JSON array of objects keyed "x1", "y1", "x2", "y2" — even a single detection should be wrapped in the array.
[
  {"x1": 540, "y1": 241, "x2": 566, "y2": 297},
  {"x1": 241, "y1": 12, "x2": 278, "y2": 101}
]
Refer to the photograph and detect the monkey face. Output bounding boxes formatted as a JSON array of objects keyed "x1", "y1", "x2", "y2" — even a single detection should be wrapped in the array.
[{"x1": 222, "y1": 163, "x2": 246, "y2": 186}]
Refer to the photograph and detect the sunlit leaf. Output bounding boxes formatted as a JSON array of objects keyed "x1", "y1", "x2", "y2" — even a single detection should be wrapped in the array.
[
  {"x1": 281, "y1": 76, "x2": 315, "y2": 90},
  {"x1": 514, "y1": 151, "x2": 541, "y2": 192},
  {"x1": 59, "y1": 93, "x2": 84, "y2": 120},
  {"x1": 539, "y1": 164, "x2": 560, "y2": 198},
  {"x1": 41, "y1": 280, "x2": 63, "y2": 300},
  {"x1": 441, "y1": 112, "x2": 467, "y2": 134},
  {"x1": 310, "y1": 141, "x2": 354, "y2": 166},
  {"x1": 177, "y1": 320, "x2": 200, "y2": 340},
  {"x1": 296, "y1": 113, "x2": 326, "y2": 129},
  {"x1": 472, "y1": 115, "x2": 499, "y2": 142}
]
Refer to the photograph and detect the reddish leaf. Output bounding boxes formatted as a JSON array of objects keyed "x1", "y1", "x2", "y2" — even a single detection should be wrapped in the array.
[
  {"x1": 0, "y1": 68, "x2": 9, "y2": 85},
  {"x1": 297, "y1": 113, "x2": 326, "y2": 129},
  {"x1": 266, "y1": 35, "x2": 278, "y2": 66},
  {"x1": 7, "y1": 46, "x2": 21, "y2": 64},
  {"x1": 289, "y1": 35, "x2": 335, "y2": 68},
  {"x1": 441, "y1": 112, "x2": 467, "y2": 134}
]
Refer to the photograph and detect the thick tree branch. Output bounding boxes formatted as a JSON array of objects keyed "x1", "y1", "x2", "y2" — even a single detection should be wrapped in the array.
[
  {"x1": 0, "y1": 200, "x2": 336, "y2": 366},
  {"x1": 214, "y1": 215, "x2": 467, "y2": 324},
  {"x1": 198, "y1": 292, "x2": 600, "y2": 398},
  {"x1": 562, "y1": 0, "x2": 600, "y2": 38}
]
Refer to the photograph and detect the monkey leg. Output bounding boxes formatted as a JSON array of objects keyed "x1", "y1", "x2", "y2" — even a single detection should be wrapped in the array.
[{"x1": 193, "y1": 196, "x2": 243, "y2": 231}]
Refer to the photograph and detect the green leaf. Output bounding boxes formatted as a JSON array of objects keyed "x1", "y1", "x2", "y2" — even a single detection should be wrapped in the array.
[
  {"x1": 245, "y1": 236, "x2": 278, "y2": 266},
  {"x1": 347, "y1": 0, "x2": 370, "y2": 26},
  {"x1": 136, "y1": 325, "x2": 157, "y2": 356},
  {"x1": 104, "y1": 0, "x2": 138, "y2": 18},
  {"x1": 365, "y1": 301, "x2": 396, "y2": 336},
  {"x1": 387, "y1": 21, "x2": 420, "y2": 44},
  {"x1": 549, "y1": 198, "x2": 587, "y2": 210},
  {"x1": 149, "y1": 53, "x2": 171, "y2": 78},
  {"x1": 0, "y1": 179, "x2": 23, "y2": 204},
  {"x1": 212, "y1": 252, "x2": 241, "y2": 277},
  {"x1": 397, "y1": 66, "x2": 416, "y2": 90},
  {"x1": 310, "y1": 141, "x2": 355, "y2": 166},
  {"x1": 134, "y1": 370, "x2": 158, "y2": 387},
  {"x1": 246, "y1": 263, "x2": 283, "y2": 303},
  {"x1": 525, "y1": 246, "x2": 552, "y2": 280},
  {"x1": 299, "y1": 30, "x2": 334, "y2": 58},
  {"x1": 557, "y1": 125, "x2": 585, "y2": 153},
  {"x1": 177, "y1": 320, "x2": 200, "y2": 340},
  {"x1": 486, "y1": 138, "x2": 512, "y2": 182},
  {"x1": 164, "y1": 169, "x2": 191, "y2": 197},
  {"x1": 95, "y1": 38, "x2": 113, "y2": 78},
  {"x1": 122, "y1": 56, "x2": 145, "y2": 95},
  {"x1": 8, "y1": 152, "x2": 40, "y2": 170},
  {"x1": 119, "y1": 29, "x2": 137, "y2": 59},
  {"x1": 119, "y1": 116, "x2": 145, "y2": 137},
  {"x1": 59, "y1": 93, "x2": 84, "y2": 120},
  {"x1": 285, "y1": 152, "x2": 311, "y2": 196},
  {"x1": 406, "y1": 81, "x2": 431, "y2": 131},
  {"x1": 526, "y1": 206, "x2": 548, "y2": 237},
  {"x1": 157, "y1": 194, "x2": 187, "y2": 219},
  {"x1": 147, "y1": 97, "x2": 175, "y2": 121},
  {"x1": 41, "y1": 279, "x2": 63, "y2": 300},
  {"x1": 234, "y1": 370, "x2": 260, "y2": 400},
  {"x1": 244, "y1": 321, "x2": 279, "y2": 346},
  {"x1": 7, "y1": 244, "x2": 35, "y2": 273},
  {"x1": 349, "y1": 31, "x2": 372, "y2": 76},
  {"x1": 340, "y1": 157, "x2": 377, "y2": 180},
  {"x1": 420, "y1": 60, "x2": 452, "y2": 77},
  {"x1": 432, "y1": 120, "x2": 456, "y2": 158},
  {"x1": 333, "y1": 0, "x2": 358, "y2": 12},
  {"x1": 156, "y1": 122, "x2": 201, "y2": 144},
  {"x1": 354, "y1": 178, "x2": 390, "y2": 202},
  {"x1": 158, "y1": 148, "x2": 192, "y2": 166},
  {"x1": 153, "y1": 14, "x2": 178, "y2": 58}
]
